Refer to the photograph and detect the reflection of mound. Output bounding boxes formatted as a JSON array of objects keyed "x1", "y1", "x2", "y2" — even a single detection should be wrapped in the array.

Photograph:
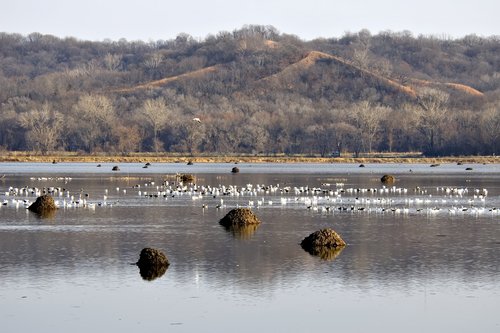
[
  {"x1": 136, "y1": 247, "x2": 170, "y2": 281},
  {"x1": 34, "y1": 209, "x2": 57, "y2": 219},
  {"x1": 301, "y1": 228, "x2": 346, "y2": 260},
  {"x1": 304, "y1": 245, "x2": 345, "y2": 261},
  {"x1": 138, "y1": 263, "x2": 168, "y2": 281},
  {"x1": 222, "y1": 223, "x2": 260, "y2": 239}
]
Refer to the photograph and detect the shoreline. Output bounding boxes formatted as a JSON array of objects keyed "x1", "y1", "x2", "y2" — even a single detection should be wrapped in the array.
[{"x1": 0, "y1": 152, "x2": 498, "y2": 164}]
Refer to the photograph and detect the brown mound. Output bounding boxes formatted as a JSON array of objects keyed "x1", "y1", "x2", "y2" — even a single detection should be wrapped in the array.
[
  {"x1": 179, "y1": 174, "x2": 195, "y2": 183},
  {"x1": 219, "y1": 208, "x2": 261, "y2": 227},
  {"x1": 28, "y1": 195, "x2": 57, "y2": 214},
  {"x1": 136, "y1": 247, "x2": 170, "y2": 281},
  {"x1": 301, "y1": 228, "x2": 346, "y2": 258},
  {"x1": 381, "y1": 174, "x2": 396, "y2": 184}
]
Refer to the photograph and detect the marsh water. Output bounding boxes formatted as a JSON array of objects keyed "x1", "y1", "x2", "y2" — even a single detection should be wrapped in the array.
[{"x1": 1, "y1": 162, "x2": 499, "y2": 332}]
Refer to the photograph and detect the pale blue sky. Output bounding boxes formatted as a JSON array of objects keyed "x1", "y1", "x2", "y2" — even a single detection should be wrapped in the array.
[{"x1": 1, "y1": 0, "x2": 499, "y2": 41}]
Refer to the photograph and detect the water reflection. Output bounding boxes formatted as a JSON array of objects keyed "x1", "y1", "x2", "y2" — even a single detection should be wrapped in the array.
[
  {"x1": 221, "y1": 223, "x2": 260, "y2": 239},
  {"x1": 137, "y1": 263, "x2": 169, "y2": 281},
  {"x1": 1, "y1": 164, "x2": 500, "y2": 332},
  {"x1": 30, "y1": 208, "x2": 58, "y2": 219},
  {"x1": 302, "y1": 244, "x2": 345, "y2": 261}
]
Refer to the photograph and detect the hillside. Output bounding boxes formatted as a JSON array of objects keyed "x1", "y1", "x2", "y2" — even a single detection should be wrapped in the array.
[
  {"x1": 257, "y1": 50, "x2": 419, "y2": 99},
  {"x1": 0, "y1": 26, "x2": 498, "y2": 156},
  {"x1": 112, "y1": 65, "x2": 221, "y2": 93},
  {"x1": 111, "y1": 48, "x2": 484, "y2": 102}
]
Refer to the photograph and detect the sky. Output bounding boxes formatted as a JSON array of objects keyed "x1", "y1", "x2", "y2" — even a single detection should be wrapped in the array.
[{"x1": 1, "y1": 0, "x2": 499, "y2": 42}]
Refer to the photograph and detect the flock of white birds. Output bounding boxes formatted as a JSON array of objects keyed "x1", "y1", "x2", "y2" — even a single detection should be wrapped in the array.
[{"x1": 2, "y1": 176, "x2": 499, "y2": 217}]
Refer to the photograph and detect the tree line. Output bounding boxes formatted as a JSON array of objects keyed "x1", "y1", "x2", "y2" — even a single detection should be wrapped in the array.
[{"x1": 0, "y1": 26, "x2": 499, "y2": 156}]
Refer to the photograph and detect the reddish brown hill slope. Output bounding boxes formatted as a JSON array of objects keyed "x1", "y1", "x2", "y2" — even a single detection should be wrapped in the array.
[
  {"x1": 112, "y1": 65, "x2": 220, "y2": 93},
  {"x1": 112, "y1": 49, "x2": 483, "y2": 100},
  {"x1": 259, "y1": 50, "x2": 418, "y2": 99}
]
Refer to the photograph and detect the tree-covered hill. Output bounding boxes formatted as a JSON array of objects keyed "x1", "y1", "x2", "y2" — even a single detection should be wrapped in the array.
[{"x1": 0, "y1": 26, "x2": 499, "y2": 155}]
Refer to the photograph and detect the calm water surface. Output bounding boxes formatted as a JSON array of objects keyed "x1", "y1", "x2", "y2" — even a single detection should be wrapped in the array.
[{"x1": 1, "y1": 162, "x2": 499, "y2": 332}]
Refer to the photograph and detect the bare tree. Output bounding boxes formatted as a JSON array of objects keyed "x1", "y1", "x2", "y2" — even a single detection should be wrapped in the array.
[
  {"x1": 235, "y1": 115, "x2": 270, "y2": 154},
  {"x1": 351, "y1": 29, "x2": 372, "y2": 70},
  {"x1": 139, "y1": 98, "x2": 170, "y2": 152},
  {"x1": 372, "y1": 58, "x2": 393, "y2": 77},
  {"x1": 18, "y1": 102, "x2": 64, "y2": 154},
  {"x1": 480, "y1": 105, "x2": 500, "y2": 154},
  {"x1": 113, "y1": 124, "x2": 141, "y2": 153},
  {"x1": 352, "y1": 47, "x2": 370, "y2": 69},
  {"x1": 332, "y1": 121, "x2": 358, "y2": 157},
  {"x1": 103, "y1": 53, "x2": 122, "y2": 71},
  {"x1": 0, "y1": 107, "x2": 22, "y2": 149},
  {"x1": 171, "y1": 119, "x2": 205, "y2": 154},
  {"x1": 69, "y1": 94, "x2": 115, "y2": 153},
  {"x1": 349, "y1": 101, "x2": 390, "y2": 153},
  {"x1": 382, "y1": 106, "x2": 420, "y2": 152},
  {"x1": 143, "y1": 52, "x2": 163, "y2": 71},
  {"x1": 415, "y1": 88, "x2": 449, "y2": 154}
]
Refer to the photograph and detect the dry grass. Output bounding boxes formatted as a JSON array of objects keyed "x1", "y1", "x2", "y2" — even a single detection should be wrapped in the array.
[
  {"x1": 0, "y1": 151, "x2": 498, "y2": 164},
  {"x1": 111, "y1": 48, "x2": 482, "y2": 101},
  {"x1": 112, "y1": 65, "x2": 220, "y2": 93},
  {"x1": 260, "y1": 51, "x2": 418, "y2": 99},
  {"x1": 264, "y1": 40, "x2": 279, "y2": 48},
  {"x1": 410, "y1": 79, "x2": 484, "y2": 97}
]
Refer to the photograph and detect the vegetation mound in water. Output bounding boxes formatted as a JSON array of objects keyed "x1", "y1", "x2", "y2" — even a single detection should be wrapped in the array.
[
  {"x1": 219, "y1": 208, "x2": 261, "y2": 227},
  {"x1": 28, "y1": 195, "x2": 57, "y2": 214},
  {"x1": 179, "y1": 174, "x2": 195, "y2": 182},
  {"x1": 301, "y1": 228, "x2": 346, "y2": 259},
  {"x1": 136, "y1": 247, "x2": 170, "y2": 281},
  {"x1": 381, "y1": 174, "x2": 396, "y2": 184}
]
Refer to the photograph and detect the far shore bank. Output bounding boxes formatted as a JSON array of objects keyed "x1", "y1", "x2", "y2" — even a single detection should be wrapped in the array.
[{"x1": 0, "y1": 152, "x2": 498, "y2": 164}]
